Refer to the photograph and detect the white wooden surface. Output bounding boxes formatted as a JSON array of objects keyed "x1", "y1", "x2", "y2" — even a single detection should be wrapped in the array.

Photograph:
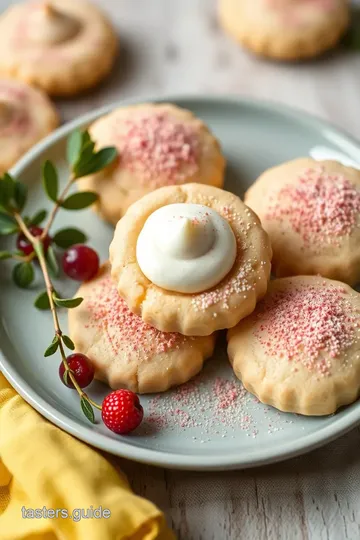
[{"x1": 4, "y1": 0, "x2": 360, "y2": 538}]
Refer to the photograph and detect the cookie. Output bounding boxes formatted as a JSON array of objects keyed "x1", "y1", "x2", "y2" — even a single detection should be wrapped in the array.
[
  {"x1": 77, "y1": 103, "x2": 226, "y2": 225},
  {"x1": 68, "y1": 264, "x2": 216, "y2": 393},
  {"x1": 0, "y1": 0, "x2": 118, "y2": 96},
  {"x1": 218, "y1": 0, "x2": 349, "y2": 61},
  {"x1": 109, "y1": 183, "x2": 272, "y2": 336},
  {"x1": 0, "y1": 78, "x2": 58, "y2": 173},
  {"x1": 227, "y1": 276, "x2": 360, "y2": 416},
  {"x1": 245, "y1": 158, "x2": 360, "y2": 285}
]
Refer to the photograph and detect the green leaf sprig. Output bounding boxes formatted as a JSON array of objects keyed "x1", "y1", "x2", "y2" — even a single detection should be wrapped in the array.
[{"x1": 0, "y1": 129, "x2": 118, "y2": 423}]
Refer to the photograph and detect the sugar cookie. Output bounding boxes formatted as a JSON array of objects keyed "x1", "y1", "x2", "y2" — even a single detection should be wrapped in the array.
[
  {"x1": 110, "y1": 183, "x2": 272, "y2": 336},
  {"x1": 0, "y1": 0, "x2": 118, "y2": 96},
  {"x1": 245, "y1": 158, "x2": 360, "y2": 285},
  {"x1": 77, "y1": 103, "x2": 226, "y2": 225},
  {"x1": 0, "y1": 78, "x2": 58, "y2": 173},
  {"x1": 68, "y1": 265, "x2": 216, "y2": 393},
  {"x1": 227, "y1": 276, "x2": 360, "y2": 416},
  {"x1": 218, "y1": 0, "x2": 349, "y2": 61}
]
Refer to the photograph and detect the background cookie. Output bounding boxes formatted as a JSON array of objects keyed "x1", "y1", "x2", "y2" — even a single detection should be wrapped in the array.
[
  {"x1": 0, "y1": 78, "x2": 58, "y2": 173},
  {"x1": 110, "y1": 183, "x2": 272, "y2": 336},
  {"x1": 0, "y1": 0, "x2": 118, "y2": 96},
  {"x1": 228, "y1": 276, "x2": 360, "y2": 416},
  {"x1": 245, "y1": 158, "x2": 360, "y2": 285},
  {"x1": 218, "y1": 0, "x2": 349, "y2": 61},
  {"x1": 69, "y1": 265, "x2": 216, "y2": 393},
  {"x1": 78, "y1": 103, "x2": 226, "y2": 225}
]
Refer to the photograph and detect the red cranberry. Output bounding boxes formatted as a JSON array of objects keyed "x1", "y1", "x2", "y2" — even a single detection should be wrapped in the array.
[
  {"x1": 102, "y1": 389, "x2": 144, "y2": 434},
  {"x1": 16, "y1": 226, "x2": 51, "y2": 256},
  {"x1": 59, "y1": 353, "x2": 95, "y2": 389},
  {"x1": 62, "y1": 244, "x2": 99, "y2": 281}
]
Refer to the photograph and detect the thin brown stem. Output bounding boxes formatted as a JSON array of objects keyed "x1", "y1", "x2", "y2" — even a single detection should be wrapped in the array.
[
  {"x1": 34, "y1": 238, "x2": 101, "y2": 410},
  {"x1": 41, "y1": 174, "x2": 75, "y2": 240},
  {"x1": 13, "y1": 252, "x2": 36, "y2": 263},
  {"x1": 14, "y1": 213, "x2": 35, "y2": 243},
  {"x1": 13, "y1": 211, "x2": 102, "y2": 413}
]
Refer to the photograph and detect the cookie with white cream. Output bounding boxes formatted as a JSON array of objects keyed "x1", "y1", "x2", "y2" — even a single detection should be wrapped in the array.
[
  {"x1": 110, "y1": 183, "x2": 272, "y2": 336},
  {"x1": 0, "y1": 0, "x2": 117, "y2": 96}
]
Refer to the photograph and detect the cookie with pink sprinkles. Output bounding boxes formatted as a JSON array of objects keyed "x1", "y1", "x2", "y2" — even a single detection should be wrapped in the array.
[
  {"x1": 0, "y1": 78, "x2": 58, "y2": 173},
  {"x1": 0, "y1": 0, "x2": 118, "y2": 96},
  {"x1": 68, "y1": 265, "x2": 216, "y2": 394},
  {"x1": 245, "y1": 158, "x2": 360, "y2": 285},
  {"x1": 228, "y1": 276, "x2": 360, "y2": 416},
  {"x1": 218, "y1": 0, "x2": 349, "y2": 61},
  {"x1": 78, "y1": 103, "x2": 225, "y2": 225},
  {"x1": 109, "y1": 183, "x2": 272, "y2": 336}
]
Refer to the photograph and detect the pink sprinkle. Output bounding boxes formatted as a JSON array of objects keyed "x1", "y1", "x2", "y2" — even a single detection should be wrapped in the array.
[
  {"x1": 255, "y1": 281, "x2": 359, "y2": 375},
  {"x1": 191, "y1": 205, "x2": 261, "y2": 311},
  {"x1": 266, "y1": 168, "x2": 360, "y2": 247},
  {"x1": 86, "y1": 275, "x2": 188, "y2": 360},
  {"x1": 113, "y1": 111, "x2": 200, "y2": 187},
  {"x1": 140, "y1": 374, "x2": 257, "y2": 438}
]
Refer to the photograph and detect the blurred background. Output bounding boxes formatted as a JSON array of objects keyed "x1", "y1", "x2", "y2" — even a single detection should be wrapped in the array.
[{"x1": 0, "y1": 0, "x2": 358, "y2": 135}]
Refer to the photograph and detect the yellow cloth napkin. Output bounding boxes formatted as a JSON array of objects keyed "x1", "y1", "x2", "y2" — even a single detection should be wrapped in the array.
[{"x1": 0, "y1": 373, "x2": 174, "y2": 540}]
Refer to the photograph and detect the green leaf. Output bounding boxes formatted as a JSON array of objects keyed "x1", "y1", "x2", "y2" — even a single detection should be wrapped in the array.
[
  {"x1": 12, "y1": 262, "x2": 34, "y2": 288},
  {"x1": 342, "y1": 18, "x2": 360, "y2": 50},
  {"x1": 14, "y1": 182, "x2": 28, "y2": 212},
  {"x1": 30, "y1": 209, "x2": 47, "y2": 226},
  {"x1": 81, "y1": 131, "x2": 91, "y2": 146},
  {"x1": 75, "y1": 147, "x2": 118, "y2": 178},
  {"x1": 79, "y1": 140, "x2": 96, "y2": 165},
  {"x1": 62, "y1": 369, "x2": 74, "y2": 387},
  {"x1": 0, "y1": 173, "x2": 15, "y2": 211},
  {"x1": 0, "y1": 250, "x2": 13, "y2": 260},
  {"x1": 62, "y1": 334, "x2": 75, "y2": 350},
  {"x1": 62, "y1": 369, "x2": 69, "y2": 386},
  {"x1": 53, "y1": 227, "x2": 87, "y2": 249},
  {"x1": 34, "y1": 290, "x2": 50, "y2": 310},
  {"x1": 0, "y1": 213, "x2": 18, "y2": 235},
  {"x1": 53, "y1": 295, "x2": 83, "y2": 308},
  {"x1": 42, "y1": 160, "x2": 58, "y2": 202},
  {"x1": 45, "y1": 246, "x2": 59, "y2": 278},
  {"x1": 80, "y1": 397, "x2": 95, "y2": 424},
  {"x1": 61, "y1": 191, "x2": 98, "y2": 210},
  {"x1": 44, "y1": 336, "x2": 60, "y2": 357},
  {"x1": 67, "y1": 130, "x2": 83, "y2": 167}
]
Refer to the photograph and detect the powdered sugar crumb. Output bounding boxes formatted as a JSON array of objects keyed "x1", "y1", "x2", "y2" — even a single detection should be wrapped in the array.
[{"x1": 138, "y1": 371, "x2": 293, "y2": 443}]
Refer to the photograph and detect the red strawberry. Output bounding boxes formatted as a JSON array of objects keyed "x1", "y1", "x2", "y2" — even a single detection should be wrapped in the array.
[{"x1": 102, "y1": 389, "x2": 143, "y2": 434}]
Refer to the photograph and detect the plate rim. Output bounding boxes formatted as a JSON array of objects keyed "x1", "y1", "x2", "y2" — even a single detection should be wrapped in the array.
[{"x1": 1, "y1": 94, "x2": 360, "y2": 470}]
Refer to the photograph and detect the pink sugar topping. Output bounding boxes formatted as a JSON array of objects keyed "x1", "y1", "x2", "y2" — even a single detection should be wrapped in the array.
[
  {"x1": 0, "y1": 83, "x2": 30, "y2": 135},
  {"x1": 144, "y1": 375, "x2": 256, "y2": 437},
  {"x1": 266, "y1": 0, "x2": 336, "y2": 13},
  {"x1": 266, "y1": 168, "x2": 360, "y2": 246},
  {"x1": 191, "y1": 205, "x2": 263, "y2": 311},
  {"x1": 255, "y1": 282, "x2": 359, "y2": 375},
  {"x1": 138, "y1": 371, "x2": 294, "y2": 441},
  {"x1": 86, "y1": 275, "x2": 186, "y2": 359},
  {"x1": 113, "y1": 111, "x2": 200, "y2": 187}
]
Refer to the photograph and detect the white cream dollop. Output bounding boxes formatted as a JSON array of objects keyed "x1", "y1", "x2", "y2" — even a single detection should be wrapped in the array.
[
  {"x1": 27, "y1": 3, "x2": 80, "y2": 45},
  {"x1": 136, "y1": 203, "x2": 237, "y2": 293}
]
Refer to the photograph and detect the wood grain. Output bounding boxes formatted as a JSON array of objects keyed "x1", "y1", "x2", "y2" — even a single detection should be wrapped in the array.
[{"x1": 1, "y1": 0, "x2": 360, "y2": 537}]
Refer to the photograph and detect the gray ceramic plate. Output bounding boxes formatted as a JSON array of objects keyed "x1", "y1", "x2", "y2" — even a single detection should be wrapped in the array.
[{"x1": 1, "y1": 96, "x2": 360, "y2": 471}]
